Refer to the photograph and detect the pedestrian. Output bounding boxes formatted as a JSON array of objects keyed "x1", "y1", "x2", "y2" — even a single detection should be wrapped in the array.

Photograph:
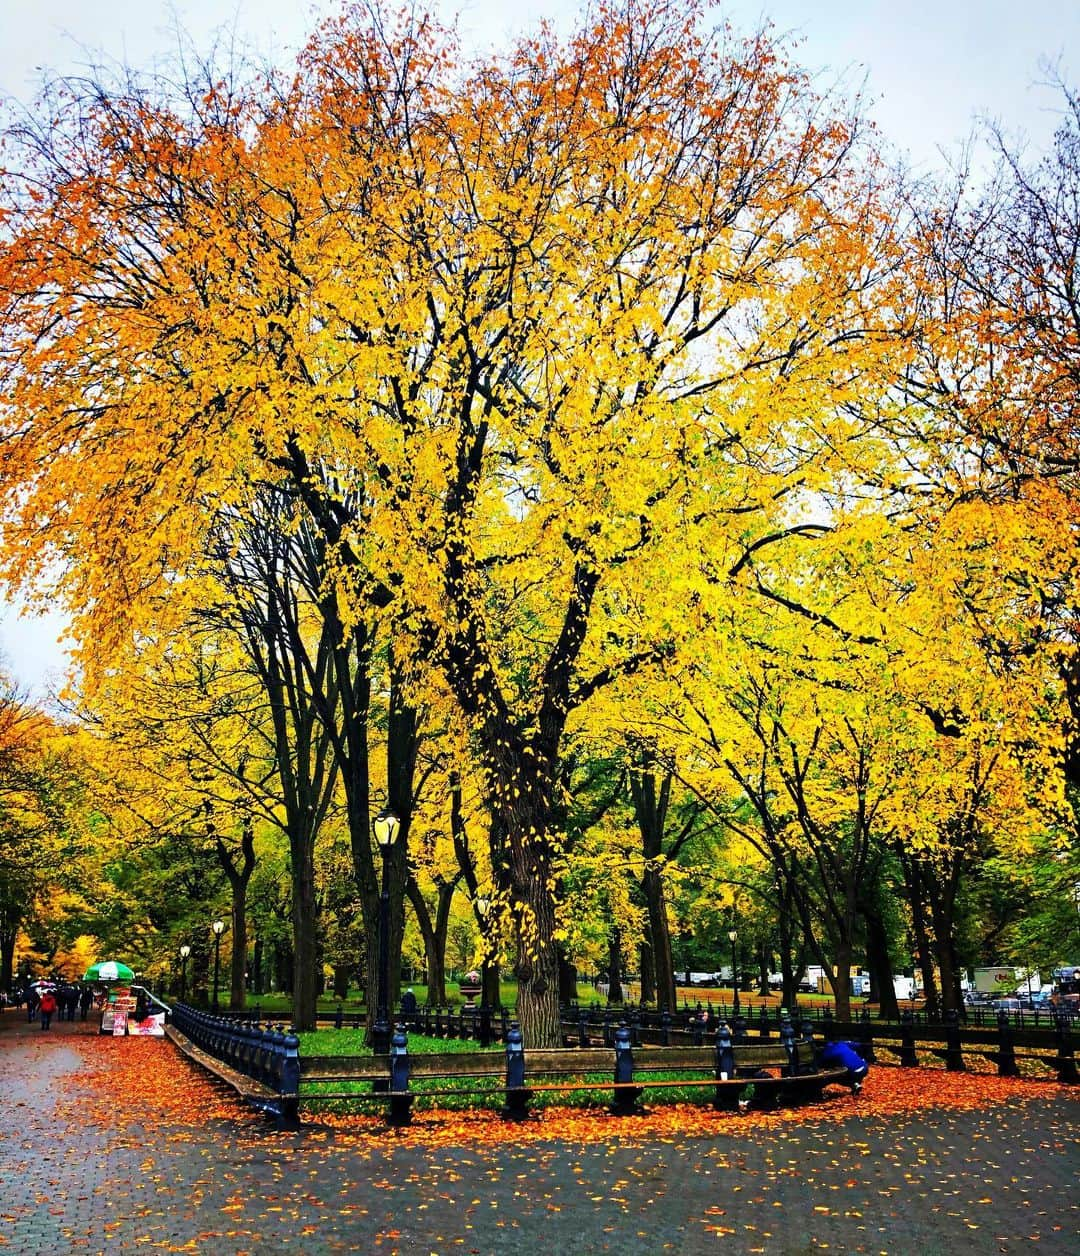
[
  {"x1": 26, "y1": 987, "x2": 39, "y2": 1023},
  {"x1": 39, "y1": 988, "x2": 57, "y2": 1031},
  {"x1": 818, "y1": 1039, "x2": 869, "y2": 1093},
  {"x1": 401, "y1": 987, "x2": 417, "y2": 1014},
  {"x1": 79, "y1": 986, "x2": 93, "y2": 1021}
]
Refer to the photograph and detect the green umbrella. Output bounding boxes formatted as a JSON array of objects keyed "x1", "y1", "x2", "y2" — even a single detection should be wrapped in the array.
[{"x1": 83, "y1": 960, "x2": 135, "y2": 982}]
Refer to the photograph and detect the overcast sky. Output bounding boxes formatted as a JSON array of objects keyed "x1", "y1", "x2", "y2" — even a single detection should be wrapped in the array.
[{"x1": 1, "y1": 0, "x2": 1076, "y2": 697}]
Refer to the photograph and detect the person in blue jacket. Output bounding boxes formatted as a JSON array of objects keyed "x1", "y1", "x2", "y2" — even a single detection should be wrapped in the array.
[{"x1": 819, "y1": 1040, "x2": 869, "y2": 1092}]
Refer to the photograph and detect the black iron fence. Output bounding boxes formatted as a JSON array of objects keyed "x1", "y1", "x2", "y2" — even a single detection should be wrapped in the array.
[{"x1": 170, "y1": 1003, "x2": 301, "y2": 1124}]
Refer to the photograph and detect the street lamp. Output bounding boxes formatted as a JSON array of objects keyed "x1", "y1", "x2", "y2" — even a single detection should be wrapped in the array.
[
  {"x1": 729, "y1": 929, "x2": 740, "y2": 1017},
  {"x1": 372, "y1": 809, "x2": 400, "y2": 1058},
  {"x1": 179, "y1": 944, "x2": 191, "y2": 1003},
  {"x1": 211, "y1": 920, "x2": 224, "y2": 1012}
]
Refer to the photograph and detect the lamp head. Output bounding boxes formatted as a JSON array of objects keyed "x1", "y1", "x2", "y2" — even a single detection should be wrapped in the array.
[
  {"x1": 212, "y1": 919, "x2": 225, "y2": 936},
  {"x1": 728, "y1": 929, "x2": 737, "y2": 943},
  {"x1": 179, "y1": 944, "x2": 191, "y2": 959},
  {"x1": 476, "y1": 895, "x2": 490, "y2": 916},
  {"x1": 373, "y1": 809, "x2": 400, "y2": 848}
]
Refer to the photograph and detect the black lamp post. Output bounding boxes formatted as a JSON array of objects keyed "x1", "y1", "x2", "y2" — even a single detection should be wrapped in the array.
[
  {"x1": 179, "y1": 944, "x2": 191, "y2": 1003},
  {"x1": 372, "y1": 809, "x2": 400, "y2": 1058},
  {"x1": 211, "y1": 920, "x2": 224, "y2": 1012},
  {"x1": 729, "y1": 928, "x2": 740, "y2": 1017}
]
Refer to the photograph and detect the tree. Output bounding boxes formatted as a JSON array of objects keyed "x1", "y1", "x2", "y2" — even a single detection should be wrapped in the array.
[{"x1": 0, "y1": 2, "x2": 915, "y2": 1042}]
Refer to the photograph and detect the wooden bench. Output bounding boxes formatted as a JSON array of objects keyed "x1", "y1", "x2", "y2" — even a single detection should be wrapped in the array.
[
  {"x1": 298, "y1": 1036, "x2": 851, "y2": 1124},
  {"x1": 166, "y1": 1024, "x2": 288, "y2": 1113}
]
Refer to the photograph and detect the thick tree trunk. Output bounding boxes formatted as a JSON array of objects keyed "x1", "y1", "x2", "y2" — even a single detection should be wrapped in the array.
[
  {"x1": 643, "y1": 864, "x2": 677, "y2": 1011},
  {"x1": 864, "y1": 907, "x2": 901, "y2": 1020},
  {"x1": 829, "y1": 940, "x2": 853, "y2": 1023},
  {"x1": 513, "y1": 867, "x2": 561, "y2": 1047},
  {"x1": 290, "y1": 832, "x2": 319, "y2": 1031},
  {"x1": 929, "y1": 869, "x2": 964, "y2": 1016}
]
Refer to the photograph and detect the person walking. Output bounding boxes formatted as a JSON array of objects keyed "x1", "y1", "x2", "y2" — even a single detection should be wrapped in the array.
[
  {"x1": 79, "y1": 986, "x2": 93, "y2": 1021},
  {"x1": 26, "y1": 987, "x2": 39, "y2": 1023},
  {"x1": 39, "y1": 988, "x2": 58, "y2": 1031}
]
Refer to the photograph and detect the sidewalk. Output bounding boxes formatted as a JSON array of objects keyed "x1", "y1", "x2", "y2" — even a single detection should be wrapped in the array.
[{"x1": 1, "y1": 1006, "x2": 1077, "y2": 1253}]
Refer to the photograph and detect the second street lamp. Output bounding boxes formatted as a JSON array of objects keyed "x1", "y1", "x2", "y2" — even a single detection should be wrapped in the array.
[
  {"x1": 729, "y1": 929, "x2": 740, "y2": 1018},
  {"x1": 372, "y1": 809, "x2": 401, "y2": 1059},
  {"x1": 211, "y1": 920, "x2": 224, "y2": 1012},
  {"x1": 179, "y1": 944, "x2": 191, "y2": 1004}
]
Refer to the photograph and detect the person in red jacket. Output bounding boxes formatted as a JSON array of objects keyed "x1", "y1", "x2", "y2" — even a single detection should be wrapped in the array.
[{"x1": 38, "y1": 989, "x2": 58, "y2": 1030}]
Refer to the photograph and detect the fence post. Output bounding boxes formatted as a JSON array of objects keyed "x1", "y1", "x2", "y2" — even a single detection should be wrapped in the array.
[
  {"x1": 502, "y1": 1022, "x2": 530, "y2": 1120},
  {"x1": 334, "y1": 1004, "x2": 343, "y2": 1030},
  {"x1": 1053, "y1": 1008, "x2": 1078, "y2": 1084},
  {"x1": 714, "y1": 1021, "x2": 735, "y2": 1107},
  {"x1": 277, "y1": 1032, "x2": 301, "y2": 1129},
  {"x1": 578, "y1": 1006, "x2": 590, "y2": 1048},
  {"x1": 995, "y1": 1009, "x2": 1018, "y2": 1077},
  {"x1": 660, "y1": 1009, "x2": 672, "y2": 1047},
  {"x1": 612, "y1": 1023, "x2": 640, "y2": 1115},
  {"x1": 757, "y1": 1005, "x2": 770, "y2": 1040},
  {"x1": 899, "y1": 1010, "x2": 918, "y2": 1067},
  {"x1": 389, "y1": 1026, "x2": 413, "y2": 1125},
  {"x1": 944, "y1": 1008, "x2": 965, "y2": 1071}
]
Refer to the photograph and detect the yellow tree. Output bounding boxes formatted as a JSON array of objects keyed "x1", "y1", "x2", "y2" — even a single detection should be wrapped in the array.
[{"x1": 0, "y1": 2, "x2": 911, "y2": 1043}]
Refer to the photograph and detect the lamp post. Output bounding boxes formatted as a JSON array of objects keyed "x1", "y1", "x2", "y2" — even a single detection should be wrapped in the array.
[
  {"x1": 372, "y1": 809, "x2": 400, "y2": 1058},
  {"x1": 729, "y1": 929, "x2": 740, "y2": 1017},
  {"x1": 211, "y1": 920, "x2": 224, "y2": 1012},
  {"x1": 179, "y1": 944, "x2": 191, "y2": 1003}
]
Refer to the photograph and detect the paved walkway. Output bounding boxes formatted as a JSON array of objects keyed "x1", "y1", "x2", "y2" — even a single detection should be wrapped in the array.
[{"x1": 1, "y1": 1008, "x2": 1077, "y2": 1254}]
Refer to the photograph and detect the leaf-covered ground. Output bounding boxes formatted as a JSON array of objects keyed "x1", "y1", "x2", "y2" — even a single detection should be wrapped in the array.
[{"x1": 1, "y1": 1015, "x2": 1076, "y2": 1253}]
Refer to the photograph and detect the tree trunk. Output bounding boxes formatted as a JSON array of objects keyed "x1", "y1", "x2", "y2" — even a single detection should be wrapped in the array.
[
  {"x1": 929, "y1": 868, "x2": 964, "y2": 1016},
  {"x1": 406, "y1": 875, "x2": 457, "y2": 1007},
  {"x1": 0, "y1": 928, "x2": 15, "y2": 994},
  {"x1": 643, "y1": 864, "x2": 676, "y2": 1011},
  {"x1": 639, "y1": 937, "x2": 655, "y2": 1006},
  {"x1": 230, "y1": 886, "x2": 248, "y2": 1011},
  {"x1": 482, "y1": 957, "x2": 501, "y2": 1009},
  {"x1": 290, "y1": 831, "x2": 319, "y2": 1031},
  {"x1": 607, "y1": 926, "x2": 623, "y2": 1005},
  {"x1": 829, "y1": 939, "x2": 853, "y2": 1022},
  {"x1": 901, "y1": 852, "x2": 939, "y2": 1017},
  {"x1": 558, "y1": 946, "x2": 577, "y2": 1005},
  {"x1": 864, "y1": 907, "x2": 901, "y2": 1020},
  {"x1": 252, "y1": 936, "x2": 264, "y2": 995}
]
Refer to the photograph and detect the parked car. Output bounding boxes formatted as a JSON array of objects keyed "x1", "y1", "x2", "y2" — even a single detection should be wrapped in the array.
[{"x1": 993, "y1": 997, "x2": 1022, "y2": 1013}]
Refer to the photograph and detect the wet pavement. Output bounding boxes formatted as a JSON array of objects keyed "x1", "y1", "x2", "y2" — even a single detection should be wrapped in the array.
[{"x1": 0, "y1": 1006, "x2": 1077, "y2": 1254}]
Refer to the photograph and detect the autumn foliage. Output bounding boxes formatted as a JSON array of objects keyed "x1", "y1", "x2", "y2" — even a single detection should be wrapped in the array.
[{"x1": 0, "y1": 3, "x2": 1076, "y2": 1034}]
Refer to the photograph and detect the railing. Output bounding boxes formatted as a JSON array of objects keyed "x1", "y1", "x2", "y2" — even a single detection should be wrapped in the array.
[{"x1": 169, "y1": 1003, "x2": 301, "y2": 1125}]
